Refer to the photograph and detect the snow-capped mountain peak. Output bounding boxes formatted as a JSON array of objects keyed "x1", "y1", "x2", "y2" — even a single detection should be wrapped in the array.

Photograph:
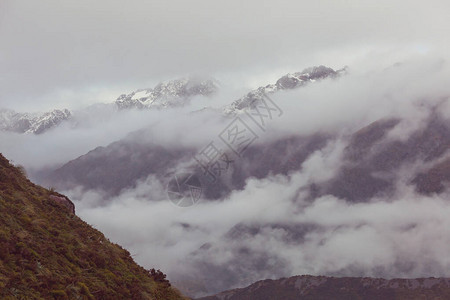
[
  {"x1": 0, "y1": 67, "x2": 343, "y2": 134},
  {"x1": 224, "y1": 65, "x2": 345, "y2": 114},
  {"x1": 0, "y1": 108, "x2": 71, "y2": 134},
  {"x1": 115, "y1": 77, "x2": 219, "y2": 110}
]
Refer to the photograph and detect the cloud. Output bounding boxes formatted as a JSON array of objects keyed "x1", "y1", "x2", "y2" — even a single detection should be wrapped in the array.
[
  {"x1": 1, "y1": 0, "x2": 450, "y2": 111},
  {"x1": 0, "y1": 95, "x2": 229, "y2": 171},
  {"x1": 42, "y1": 58, "x2": 448, "y2": 297},
  {"x1": 4, "y1": 56, "x2": 447, "y2": 176},
  {"x1": 64, "y1": 149, "x2": 450, "y2": 297},
  {"x1": 1, "y1": 10, "x2": 450, "y2": 295},
  {"x1": 246, "y1": 56, "x2": 450, "y2": 145}
]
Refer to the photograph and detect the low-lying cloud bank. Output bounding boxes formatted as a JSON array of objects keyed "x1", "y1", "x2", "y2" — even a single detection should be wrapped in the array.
[
  {"x1": 65, "y1": 155, "x2": 450, "y2": 296},
  {"x1": 3, "y1": 55, "x2": 449, "y2": 172}
]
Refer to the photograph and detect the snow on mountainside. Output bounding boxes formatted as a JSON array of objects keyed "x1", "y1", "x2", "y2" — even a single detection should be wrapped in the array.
[
  {"x1": 0, "y1": 78, "x2": 218, "y2": 134},
  {"x1": 0, "y1": 66, "x2": 342, "y2": 134},
  {"x1": 115, "y1": 78, "x2": 219, "y2": 109},
  {"x1": 0, "y1": 108, "x2": 71, "y2": 134},
  {"x1": 224, "y1": 65, "x2": 345, "y2": 115}
]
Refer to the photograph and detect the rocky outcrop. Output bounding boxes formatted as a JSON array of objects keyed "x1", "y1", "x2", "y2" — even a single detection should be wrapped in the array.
[{"x1": 49, "y1": 194, "x2": 75, "y2": 214}]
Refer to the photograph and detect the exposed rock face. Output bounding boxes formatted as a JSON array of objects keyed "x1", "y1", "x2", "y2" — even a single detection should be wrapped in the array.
[
  {"x1": 49, "y1": 195, "x2": 75, "y2": 214},
  {"x1": 116, "y1": 78, "x2": 219, "y2": 110},
  {"x1": 197, "y1": 275, "x2": 450, "y2": 300}
]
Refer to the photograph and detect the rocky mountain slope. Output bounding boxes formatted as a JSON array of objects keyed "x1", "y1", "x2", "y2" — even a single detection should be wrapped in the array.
[
  {"x1": 197, "y1": 275, "x2": 450, "y2": 300},
  {"x1": 0, "y1": 153, "x2": 186, "y2": 299}
]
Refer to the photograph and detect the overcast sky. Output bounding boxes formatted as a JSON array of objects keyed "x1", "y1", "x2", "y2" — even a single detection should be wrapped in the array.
[
  {"x1": 1, "y1": 0, "x2": 450, "y2": 111},
  {"x1": 1, "y1": 2, "x2": 450, "y2": 296}
]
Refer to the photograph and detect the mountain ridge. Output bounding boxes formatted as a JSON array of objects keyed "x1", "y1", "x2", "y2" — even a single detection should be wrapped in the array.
[
  {"x1": 116, "y1": 77, "x2": 219, "y2": 110},
  {"x1": 0, "y1": 66, "x2": 342, "y2": 134},
  {"x1": 0, "y1": 108, "x2": 71, "y2": 134},
  {"x1": 196, "y1": 275, "x2": 450, "y2": 300},
  {"x1": 223, "y1": 65, "x2": 345, "y2": 115}
]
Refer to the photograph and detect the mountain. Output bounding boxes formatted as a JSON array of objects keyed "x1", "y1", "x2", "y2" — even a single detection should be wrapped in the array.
[
  {"x1": 170, "y1": 114, "x2": 450, "y2": 297},
  {"x1": 224, "y1": 65, "x2": 344, "y2": 114},
  {"x1": 40, "y1": 130, "x2": 330, "y2": 200},
  {"x1": 44, "y1": 136, "x2": 198, "y2": 196},
  {"x1": 116, "y1": 78, "x2": 219, "y2": 110},
  {"x1": 0, "y1": 78, "x2": 218, "y2": 135},
  {"x1": 0, "y1": 67, "x2": 340, "y2": 134},
  {"x1": 39, "y1": 114, "x2": 450, "y2": 298},
  {"x1": 40, "y1": 113, "x2": 450, "y2": 202},
  {"x1": 197, "y1": 275, "x2": 450, "y2": 300},
  {"x1": 18, "y1": 66, "x2": 450, "y2": 298},
  {"x1": 322, "y1": 115, "x2": 450, "y2": 201},
  {"x1": 413, "y1": 158, "x2": 450, "y2": 194},
  {"x1": 0, "y1": 153, "x2": 186, "y2": 299},
  {"x1": 0, "y1": 108, "x2": 71, "y2": 134},
  {"x1": 38, "y1": 66, "x2": 346, "y2": 197}
]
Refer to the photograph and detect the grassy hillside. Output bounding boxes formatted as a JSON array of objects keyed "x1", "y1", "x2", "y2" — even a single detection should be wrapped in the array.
[{"x1": 0, "y1": 153, "x2": 186, "y2": 299}]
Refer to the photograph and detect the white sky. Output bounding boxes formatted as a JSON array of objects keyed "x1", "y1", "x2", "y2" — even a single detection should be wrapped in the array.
[{"x1": 1, "y1": 0, "x2": 450, "y2": 111}]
